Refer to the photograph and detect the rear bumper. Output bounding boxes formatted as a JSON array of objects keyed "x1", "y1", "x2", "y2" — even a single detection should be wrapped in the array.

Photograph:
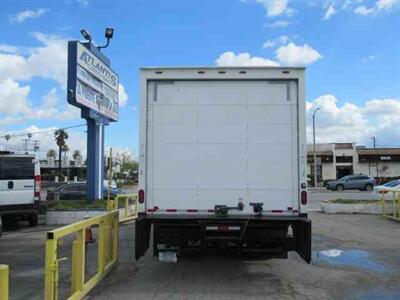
[
  {"x1": 0, "y1": 202, "x2": 39, "y2": 216},
  {"x1": 135, "y1": 214, "x2": 312, "y2": 263}
]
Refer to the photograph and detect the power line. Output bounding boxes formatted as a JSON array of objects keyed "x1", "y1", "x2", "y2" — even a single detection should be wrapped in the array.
[{"x1": 0, "y1": 123, "x2": 86, "y2": 140}]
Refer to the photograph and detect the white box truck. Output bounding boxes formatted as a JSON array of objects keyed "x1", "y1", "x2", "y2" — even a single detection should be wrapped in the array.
[{"x1": 135, "y1": 67, "x2": 311, "y2": 263}]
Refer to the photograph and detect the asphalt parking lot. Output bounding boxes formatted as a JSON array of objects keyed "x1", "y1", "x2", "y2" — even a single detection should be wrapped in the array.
[
  {"x1": 0, "y1": 190, "x2": 399, "y2": 300},
  {"x1": 90, "y1": 213, "x2": 400, "y2": 300}
]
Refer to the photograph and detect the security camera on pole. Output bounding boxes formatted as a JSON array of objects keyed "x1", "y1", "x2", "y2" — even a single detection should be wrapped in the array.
[{"x1": 67, "y1": 28, "x2": 119, "y2": 203}]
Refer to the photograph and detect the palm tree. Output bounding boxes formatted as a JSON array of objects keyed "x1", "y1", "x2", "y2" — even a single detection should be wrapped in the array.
[
  {"x1": 47, "y1": 149, "x2": 57, "y2": 157},
  {"x1": 54, "y1": 129, "x2": 69, "y2": 176},
  {"x1": 72, "y1": 150, "x2": 81, "y2": 160},
  {"x1": 62, "y1": 144, "x2": 69, "y2": 157}
]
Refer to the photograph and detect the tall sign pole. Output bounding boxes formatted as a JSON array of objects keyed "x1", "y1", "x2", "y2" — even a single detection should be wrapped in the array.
[{"x1": 67, "y1": 29, "x2": 118, "y2": 202}]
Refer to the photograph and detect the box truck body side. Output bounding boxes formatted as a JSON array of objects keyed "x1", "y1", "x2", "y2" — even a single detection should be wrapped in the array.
[{"x1": 136, "y1": 67, "x2": 311, "y2": 263}]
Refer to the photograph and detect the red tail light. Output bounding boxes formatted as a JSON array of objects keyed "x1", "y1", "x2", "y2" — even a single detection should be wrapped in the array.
[
  {"x1": 34, "y1": 175, "x2": 41, "y2": 198},
  {"x1": 138, "y1": 189, "x2": 145, "y2": 204},
  {"x1": 301, "y1": 191, "x2": 307, "y2": 205}
]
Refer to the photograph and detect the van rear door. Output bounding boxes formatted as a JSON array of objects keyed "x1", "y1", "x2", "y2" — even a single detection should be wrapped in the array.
[{"x1": 0, "y1": 156, "x2": 35, "y2": 206}]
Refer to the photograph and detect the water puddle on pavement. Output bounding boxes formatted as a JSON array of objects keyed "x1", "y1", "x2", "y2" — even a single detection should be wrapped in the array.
[
  {"x1": 356, "y1": 289, "x2": 400, "y2": 300},
  {"x1": 313, "y1": 249, "x2": 388, "y2": 273}
]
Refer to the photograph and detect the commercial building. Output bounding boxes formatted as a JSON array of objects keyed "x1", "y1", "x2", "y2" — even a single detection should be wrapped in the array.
[
  {"x1": 307, "y1": 143, "x2": 400, "y2": 183},
  {"x1": 40, "y1": 155, "x2": 86, "y2": 181}
]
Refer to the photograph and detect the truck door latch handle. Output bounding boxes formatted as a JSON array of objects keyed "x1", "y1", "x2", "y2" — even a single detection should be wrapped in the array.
[
  {"x1": 214, "y1": 202, "x2": 244, "y2": 215},
  {"x1": 250, "y1": 202, "x2": 263, "y2": 215}
]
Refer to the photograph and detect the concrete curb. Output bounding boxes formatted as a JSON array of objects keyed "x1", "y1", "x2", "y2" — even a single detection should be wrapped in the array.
[
  {"x1": 46, "y1": 205, "x2": 136, "y2": 225},
  {"x1": 321, "y1": 201, "x2": 393, "y2": 214}
]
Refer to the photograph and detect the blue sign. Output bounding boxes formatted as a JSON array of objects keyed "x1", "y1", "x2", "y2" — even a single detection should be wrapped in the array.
[{"x1": 68, "y1": 41, "x2": 119, "y2": 121}]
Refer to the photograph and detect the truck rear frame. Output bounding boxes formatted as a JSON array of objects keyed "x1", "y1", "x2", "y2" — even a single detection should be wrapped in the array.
[{"x1": 136, "y1": 67, "x2": 311, "y2": 263}]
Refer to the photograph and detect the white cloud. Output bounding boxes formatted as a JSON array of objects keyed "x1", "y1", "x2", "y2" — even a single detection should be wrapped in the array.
[
  {"x1": 276, "y1": 43, "x2": 322, "y2": 65},
  {"x1": 0, "y1": 86, "x2": 80, "y2": 127},
  {"x1": 105, "y1": 146, "x2": 136, "y2": 161},
  {"x1": 215, "y1": 52, "x2": 279, "y2": 67},
  {"x1": 0, "y1": 32, "x2": 68, "y2": 87},
  {"x1": 323, "y1": 3, "x2": 337, "y2": 19},
  {"x1": 376, "y1": 0, "x2": 400, "y2": 11},
  {"x1": 264, "y1": 20, "x2": 290, "y2": 28},
  {"x1": 354, "y1": 5, "x2": 375, "y2": 15},
  {"x1": 118, "y1": 84, "x2": 128, "y2": 106},
  {"x1": 0, "y1": 44, "x2": 19, "y2": 54},
  {"x1": 354, "y1": 0, "x2": 400, "y2": 15},
  {"x1": 10, "y1": 8, "x2": 49, "y2": 24},
  {"x1": 256, "y1": 0, "x2": 292, "y2": 17},
  {"x1": 306, "y1": 95, "x2": 400, "y2": 146},
  {"x1": 262, "y1": 35, "x2": 290, "y2": 48},
  {"x1": 216, "y1": 42, "x2": 322, "y2": 67},
  {"x1": 77, "y1": 0, "x2": 90, "y2": 6},
  {"x1": 0, "y1": 79, "x2": 31, "y2": 114},
  {"x1": 0, "y1": 125, "x2": 87, "y2": 158},
  {"x1": 362, "y1": 55, "x2": 375, "y2": 62}
]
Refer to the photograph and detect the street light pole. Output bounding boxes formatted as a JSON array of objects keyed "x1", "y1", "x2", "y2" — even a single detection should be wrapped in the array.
[
  {"x1": 372, "y1": 136, "x2": 378, "y2": 177},
  {"x1": 313, "y1": 107, "x2": 320, "y2": 187}
]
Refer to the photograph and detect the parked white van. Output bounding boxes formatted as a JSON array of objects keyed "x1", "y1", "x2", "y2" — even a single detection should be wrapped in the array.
[{"x1": 0, "y1": 151, "x2": 41, "y2": 228}]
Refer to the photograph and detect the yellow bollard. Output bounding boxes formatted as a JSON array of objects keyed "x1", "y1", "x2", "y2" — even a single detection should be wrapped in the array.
[{"x1": 0, "y1": 264, "x2": 9, "y2": 300}]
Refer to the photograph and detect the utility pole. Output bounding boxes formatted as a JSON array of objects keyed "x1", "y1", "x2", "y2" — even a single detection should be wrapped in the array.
[
  {"x1": 313, "y1": 107, "x2": 320, "y2": 187},
  {"x1": 372, "y1": 136, "x2": 378, "y2": 178},
  {"x1": 22, "y1": 139, "x2": 29, "y2": 153},
  {"x1": 32, "y1": 140, "x2": 40, "y2": 152}
]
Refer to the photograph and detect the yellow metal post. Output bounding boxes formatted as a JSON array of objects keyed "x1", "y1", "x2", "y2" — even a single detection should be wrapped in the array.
[
  {"x1": 124, "y1": 197, "x2": 129, "y2": 218},
  {"x1": 112, "y1": 215, "x2": 119, "y2": 262},
  {"x1": 71, "y1": 230, "x2": 85, "y2": 294},
  {"x1": 397, "y1": 192, "x2": 400, "y2": 219},
  {"x1": 44, "y1": 237, "x2": 58, "y2": 300},
  {"x1": 97, "y1": 220, "x2": 105, "y2": 275},
  {"x1": 381, "y1": 192, "x2": 386, "y2": 217},
  {"x1": 107, "y1": 148, "x2": 113, "y2": 211},
  {"x1": 0, "y1": 264, "x2": 9, "y2": 300}
]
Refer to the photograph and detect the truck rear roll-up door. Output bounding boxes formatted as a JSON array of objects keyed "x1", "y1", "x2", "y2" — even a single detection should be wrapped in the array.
[{"x1": 146, "y1": 80, "x2": 299, "y2": 214}]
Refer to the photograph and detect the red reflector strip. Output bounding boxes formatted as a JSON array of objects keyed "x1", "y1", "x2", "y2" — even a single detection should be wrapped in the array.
[
  {"x1": 207, "y1": 209, "x2": 215, "y2": 213},
  {"x1": 206, "y1": 225, "x2": 240, "y2": 231},
  {"x1": 287, "y1": 207, "x2": 293, "y2": 210},
  {"x1": 147, "y1": 208, "x2": 155, "y2": 212},
  {"x1": 272, "y1": 210, "x2": 283, "y2": 213},
  {"x1": 206, "y1": 225, "x2": 241, "y2": 231},
  {"x1": 166, "y1": 209, "x2": 177, "y2": 212},
  {"x1": 206, "y1": 226, "x2": 218, "y2": 230},
  {"x1": 187, "y1": 209, "x2": 198, "y2": 212},
  {"x1": 293, "y1": 209, "x2": 298, "y2": 213}
]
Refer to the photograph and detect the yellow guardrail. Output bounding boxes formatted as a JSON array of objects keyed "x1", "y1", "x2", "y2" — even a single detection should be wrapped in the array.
[
  {"x1": 108, "y1": 193, "x2": 138, "y2": 223},
  {"x1": 0, "y1": 264, "x2": 9, "y2": 300},
  {"x1": 44, "y1": 210, "x2": 119, "y2": 300},
  {"x1": 380, "y1": 188, "x2": 400, "y2": 221}
]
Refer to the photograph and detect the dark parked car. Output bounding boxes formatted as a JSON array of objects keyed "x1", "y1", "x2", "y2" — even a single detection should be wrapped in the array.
[
  {"x1": 46, "y1": 182, "x2": 123, "y2": 200},
  {"x1": 326, "y1": 175, "x2": 376, "y2": 191}
]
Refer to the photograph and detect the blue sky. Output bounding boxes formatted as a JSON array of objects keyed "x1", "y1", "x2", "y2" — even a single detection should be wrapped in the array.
[{"x1": 0, "y1": 0, "x2": 399, "y2": 158}]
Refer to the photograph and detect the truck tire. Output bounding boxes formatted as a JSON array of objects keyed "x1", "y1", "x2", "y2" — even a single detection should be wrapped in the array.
[
  {"x1": 28, "y1": 214, "x2": 38, "y2": 227},
  {"x1": 336, "y1": 184, "x2": 344, "y2": 191},
  {"x1": 365, "y1": 184, "x2": 373, "y2": 192}
]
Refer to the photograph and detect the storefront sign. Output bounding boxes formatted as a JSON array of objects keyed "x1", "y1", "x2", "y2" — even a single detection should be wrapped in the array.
[{"x1": 67, "y1": 41, "x2": 119, "y2": 121}]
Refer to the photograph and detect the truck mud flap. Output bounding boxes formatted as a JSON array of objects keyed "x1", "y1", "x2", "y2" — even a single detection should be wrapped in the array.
[
  {"x1": 294, "y1": 219, "x2": 312, "y2": 263},
  {"x1": 135, "y1": 218, "x2": 151, "y2": 260}
]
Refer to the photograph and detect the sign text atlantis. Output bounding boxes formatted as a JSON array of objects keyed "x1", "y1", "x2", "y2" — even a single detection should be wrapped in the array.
[{"x1": 68, "y1": 41, "x2": 119, "y2": 121}]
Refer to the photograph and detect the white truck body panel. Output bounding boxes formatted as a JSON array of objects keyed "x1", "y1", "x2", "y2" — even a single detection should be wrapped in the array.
[
  {"x1": 0, "y1": 154, "x2": 39, "y2": 206},
  {"x1": 139, "y1": 67, "x2": 307, "y2": 216}
]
